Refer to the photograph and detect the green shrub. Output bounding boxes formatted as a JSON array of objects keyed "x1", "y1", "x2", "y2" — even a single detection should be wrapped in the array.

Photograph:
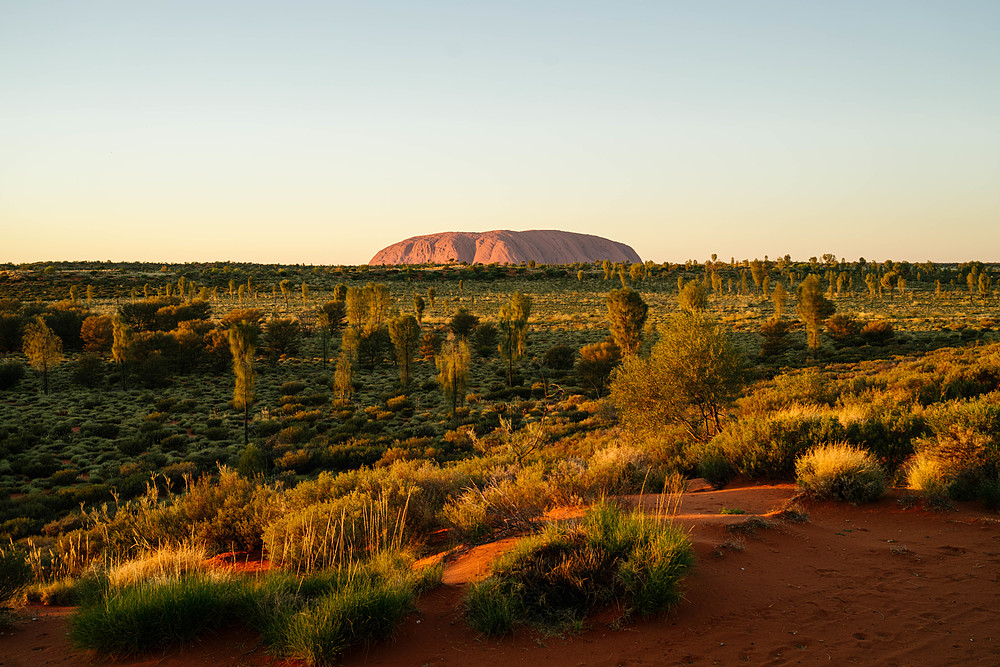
[
  {"x1": 443, "y1": 468, "x2": 549, "y2": 542},
  {"x1": 280, "y1": 381, "x2": 307, "y2": 396},
  {"x1": 795, "y1": 443, "x2": 887, "y2": 503},
  {"x1": 704, "y1": 414, "x2": 841, "y2": 480},
  {"x1": 860, "y1": 320, "x2": 894, "y2": 345},
  {"x1": 464, "y1": 502, "x2": 693, "y2": 636},
  {"x1": 0, "y1": 361, "x2": 25, "y2": 390},
  {"x1": 0, "y1": 548, "x2": 33, "y2": 605}
]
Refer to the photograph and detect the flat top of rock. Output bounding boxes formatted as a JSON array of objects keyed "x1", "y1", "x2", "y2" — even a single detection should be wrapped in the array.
[{"x1": 369, "y1": 229, "x2": 641, "y2": 265}]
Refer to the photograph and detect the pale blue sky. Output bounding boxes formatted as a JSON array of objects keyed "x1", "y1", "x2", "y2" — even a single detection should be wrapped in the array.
[{"x1": 2, "y1": 1, "x2": 998, "y2": 264}]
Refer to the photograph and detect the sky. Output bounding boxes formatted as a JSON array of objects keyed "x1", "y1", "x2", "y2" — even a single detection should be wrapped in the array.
[{"x1": 1, "y1": 1, "x2": 998, "y2": 265}]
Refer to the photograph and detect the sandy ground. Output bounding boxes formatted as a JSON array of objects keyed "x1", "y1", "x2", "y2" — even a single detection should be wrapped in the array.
[{"x1": 3, "y1": 483, "x2": 999, "y2": 666}]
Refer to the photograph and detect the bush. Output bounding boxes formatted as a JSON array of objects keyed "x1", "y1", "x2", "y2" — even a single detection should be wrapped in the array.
[
  {"x1": 280, "y1": 381, "x2": 306, "y2": 396},
  {"x1": 825, "y1": 314, "x2": 861, "y2": 344},
  {"x1": 464, "y1": 502, "x2": 693, "y2": 636},
  {"x1": 703, "y1": 414, "x2": 842, "y2": 480},
  {"x1": 1, "y1": 549, "x2": 33, "y2": 605},
  {"x1": 795, "y1": 443, "x2": 887, "y2": 503},
  {"x1": 860, "y1": 321, "x2": 894, "y2": 345},
  {"x1": 443, "y1": 469, "x2": 549, "y2": 542},
  {"x1": 0, "y1": 361, "x2": 25, "y2": 390},
  {"x1": 72, "y1": 353, "x2": 105, "y2": 388}
]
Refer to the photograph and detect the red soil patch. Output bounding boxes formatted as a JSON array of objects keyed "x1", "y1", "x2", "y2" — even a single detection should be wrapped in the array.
[
  {"x1": 204, "y1": 551, "x2": 272, "y2": 575},
  {"x1": 5, "y1": 484, "x2": 1000, "y2": 666}
]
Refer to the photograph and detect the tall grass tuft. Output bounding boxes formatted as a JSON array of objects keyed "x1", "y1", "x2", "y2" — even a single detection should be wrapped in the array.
[
  {"x1": 795, "y1": 443, "x2": 887, "y2": 503},
  {"x1": 274, "y1": 576, "x2": 414, "y2": 665},
  {"x1": 263, "y1": 491, "x2": 409, "y2": 573},
  {"x1": 69, "y1": 575, "x2": 250, "y2": 656},
  {"x1": 464, "y1": 501, "x2": 693, "y2": 636},
  {"x1": 906, "y1": 452, "x2": 950, "y2": 501}
]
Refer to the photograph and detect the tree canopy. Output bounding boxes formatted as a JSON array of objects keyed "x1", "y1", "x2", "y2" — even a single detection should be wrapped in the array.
[{"x1": 610, "y1": 313, "x2": 747, "y2": 441}]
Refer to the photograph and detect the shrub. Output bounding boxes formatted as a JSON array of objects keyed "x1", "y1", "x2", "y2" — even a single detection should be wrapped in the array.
[
  {"x1": 464, "y1": 502, "x2": 692, "y2": 636},
  {"x1": 825, "y1": 314, "x2": 861, "y2": 344},
  {"x1": 280, "y1": 380, "x2": 306, "y2": 396},
  {"x1": 704, "y1": 414, "x2": 842, "y2": 480},
  {"x1": 72, "y1": 353, "x2": 105, "y2": 388},
  {"x1": 0, "y1": 361, "x2": 25, "y2": 390},
  {"x1": 860, "y1": 321, "x2": 894, "y2": 345},
  {"x1": 1, "y1": 548, "x2": 33, "y2": 605},
  {"x1": 443, "y1": 468, "x2": 550, "y2": 542},
  {"x1": 795, "y1": 443, "x2": 887, "y2": 503}
]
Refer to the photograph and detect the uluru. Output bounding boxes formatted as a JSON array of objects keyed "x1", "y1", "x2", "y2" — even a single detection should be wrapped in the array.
[{"x1": 369, "y1": 230, "x2": 641, "y2": 266}]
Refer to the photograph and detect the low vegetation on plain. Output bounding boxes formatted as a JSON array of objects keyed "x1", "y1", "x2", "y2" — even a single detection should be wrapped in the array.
[{"x1": 0, "y1": 256, "x2": 998, "y2": 659}]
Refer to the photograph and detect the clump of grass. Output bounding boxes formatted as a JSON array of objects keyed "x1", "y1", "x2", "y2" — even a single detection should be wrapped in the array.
[
  {"x1": 906, "y1": 452, "x2": 950, "y2": 502},
  {"x1": 270, "y1": 576, "x2": 414, "y2": 664},
  {"x1": 69, "y1": 574, "x2": 249, "y2": 656},
  {"x1": 1, "y1": 548, "x2": 33, "y2": 628},
  {"x1": 107, "y1": 545, "x2": 208, "y2": 588},
  {"x1": 770, "y1": 500, "x2": 810, "y2": 524},
  {"x1": 719, "y1": 507, "x2": 746, "y2": 515},
  {"x1": 795, "y1": 443, "x2": 887, "y2": 503},
  {"x1": 712, "y1": 537, "x2": 746, "y2": 558},
  {"x1": 464, "y1": 501, "x2": 693, "y2": 637},
  {"x1": 69, "y1": 551, "x2": 439, "y2": 665},
  {"x1": 725, "y1": 516, "x2": 777, "y2": 537}
]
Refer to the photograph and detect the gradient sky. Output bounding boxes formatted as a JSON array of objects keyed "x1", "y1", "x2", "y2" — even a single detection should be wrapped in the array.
[{"x1": 2, "y1": 1, "x2": 998, "y2": 264}]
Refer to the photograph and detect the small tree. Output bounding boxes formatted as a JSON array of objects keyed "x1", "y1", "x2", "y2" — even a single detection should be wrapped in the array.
[
  {"x1": 678, "y1": 281, "x2": 707, "y2": 313},
  {"x1": 575, "y1": 338, "x2": 622, "y2": 397},
  {"x1": 229, "y1": 324, "x2": 256, "y2": 446},
  {"x1": 22, "y1": 316, "x2": 63, "y2": 394},
  {"x1": 262, "y1": 318, "x2": 301, "y2": 360},
  {"x1": 449, "y1": 308, "x2": 479, "y2": 340},
  {"x1": 498, "y1": 292, "x2": 532, "y2": 386},
  {"x1": 389, "y1": 314, "x2": 421, "y2": 385},
  {"x1": 111, "y1": 315, "x2": 132, "y2": 390},
  {"x1": 796, "y1": 275, "x2": 836, "y2": 351},
  {"x1": 413, "y1": 295, "x2": 425, "y2": 323},
  {"x1": 771, "y1": 282, "x2": 787, "y2": 318},
  {"x1": 436, "y1": 338, "x2": 470, "y2": 418},
  {"x1": 606, "y1": 287, "x2": 648, "y2": 356},
  {"x1": 279, "y1": 279, "x2": 291, "y2": 310},
  {"x1": 334, "y1": 350, "x2": 353, "y2": 403},
  {"x1": 750, "y1": 259, "x2": 765, "y2": 296},
  {"x1": 81, "y1": 314, "x2": 113, "y2": 354},
  {"x1": 610, "y1": 314, "x2": 747, "y2": 441}
]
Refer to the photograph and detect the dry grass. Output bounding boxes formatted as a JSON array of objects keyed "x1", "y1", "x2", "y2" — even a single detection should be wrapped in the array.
[
  {"x1": 795, "y1": 442, "x2": 886, "y2": 503},
  {"x1": 906, "y1": 452, "x2": 950, "y2": 500},
  {"x1": 108, "y1": 545, "x2": 211, "y2": 588}
]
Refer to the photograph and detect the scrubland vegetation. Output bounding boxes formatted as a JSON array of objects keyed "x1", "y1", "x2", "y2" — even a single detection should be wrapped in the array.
[{"x1": 1, "y1": 256, "x2": 999, "y2": 662}]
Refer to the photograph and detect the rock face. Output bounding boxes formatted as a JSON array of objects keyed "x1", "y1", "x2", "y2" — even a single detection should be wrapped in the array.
[{"x1": 369, "y1": 230, "x2": 641, "y2": 266}]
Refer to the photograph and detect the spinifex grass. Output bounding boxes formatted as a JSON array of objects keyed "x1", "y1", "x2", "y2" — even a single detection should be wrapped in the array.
[
  {"x1": 464, "y1": 501, "x2": 693, "y2": 637},
  {"x1": 795, "y1": 442, "x2": 887, "y2": 503},
  {"x1": 69, "y1": 574, "x2": 250, "y2": 656},
  {"x1": 69, "y1": 550, "x2": 441, "y2": 665}
]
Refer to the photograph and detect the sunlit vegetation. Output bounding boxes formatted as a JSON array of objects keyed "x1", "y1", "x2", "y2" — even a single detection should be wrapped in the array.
[{"x1": 1, "y1": 256, "x2": 999, "y2": 658}]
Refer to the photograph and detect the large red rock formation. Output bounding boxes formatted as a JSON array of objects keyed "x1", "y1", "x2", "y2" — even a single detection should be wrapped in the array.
[{"x1": 369, "y1": 230, "x2": 641, "y2": 265}]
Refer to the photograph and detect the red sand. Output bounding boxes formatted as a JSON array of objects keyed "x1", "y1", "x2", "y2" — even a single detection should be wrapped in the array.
[{"x1": 4, "y1": 484, "x2": 999, "y2": 666}]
